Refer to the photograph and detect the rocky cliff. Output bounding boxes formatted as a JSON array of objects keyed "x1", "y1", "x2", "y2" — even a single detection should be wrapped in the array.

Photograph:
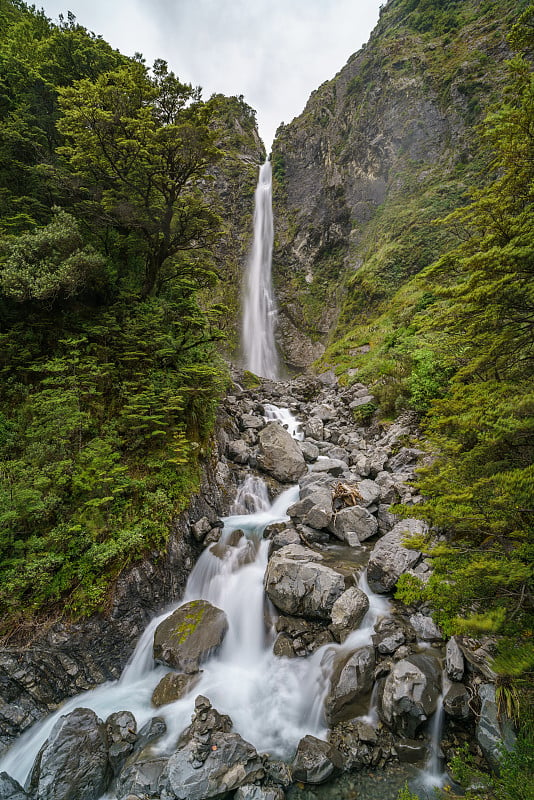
[{"x1": 270, "y1": 0, "x2": 523, "y2": 369}]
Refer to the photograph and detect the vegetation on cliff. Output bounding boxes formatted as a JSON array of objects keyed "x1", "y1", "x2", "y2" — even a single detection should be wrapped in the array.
[{"x1": 0, "y1": 0, "x2": 258, "y2": 633}]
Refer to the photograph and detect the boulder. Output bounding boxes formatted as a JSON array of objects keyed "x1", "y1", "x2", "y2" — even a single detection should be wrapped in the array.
[
  {"x1": 291, "y1": 735, "x2": 342, "y2": 784},
  {"x1": 105, "y1": 710, "x2": 137, "y2": 776},
  {"x1": 330, "y1": 587, "x2": 370, "y2": 643},
  {"x1": 0, "y1": 773, "x2": 28, "y2": 800},
  {"x1": 234, "y1": 786, "x2": 285, "y2": 800},
  {"x1": 303, "y1": 504, "x2": 333, "y2": 530},
  {"x1": 153, "y1": 599, "x2": 228, "y2": 673},
  {"x1": 443, "y1": 683, "x2": 471, "y2": 719},
  {"x1": 328, "y1": 506, "x2": 378, "y2": 546},
  {"x1": 256, "y1": 422, "x2": 307, "y2": 483},
  {"x1": 151, "y1": 672, "x2": 200, "y2": 707},
  {"x1": 159, "y1": 731, "x2": 264, "y2": 800},
  {"x1": 372, "y1": 618, "x2": 406, "y2": 655},
  {"x1": 27, "y1": 708, "x2": 110, "y2": 800},
  {"x1": 409, "y1": 613, "x2": 442, "y2": 642},
  {"x1": 273, "y1": 615, "x2": 334, "y2": 658},
  {"x1": 394, "y1": 739, "x2": 427, "y2": 764},
  {"x1": 367, "y1": 520, "x2": 424, "y2": 593},
  {"x1": 116, "y1": 750, "x2": 169, "y2": 800},
  {"x1": 445, "y1": 636, "x2": 465, "y2": 682},
  {"x1": 264, "y1": 545, "x2": 345, "y2": 620},
  {"x1": 303, "y1": 417, "x2": 324, "y2": 440},
  {"x1": 300, "y1": 441, "x2": 319, "y2": 462},
  {"x1": 476, "y1": 683, "x2": 516, "y2": 770},
  {"x1": 227, "y1": 439, "x2": 250, "y2": 464},
  {"x1": 310, "y1": 458, "x2": 346, "y2": 477},
  {"x1": 378, "y1": 655, "x2": 441, "y2": 737},
  {"x1": 356, "y1": 479, "x2": 381, "y2": 507},
  {"x1": 325, "y1": 647, "x2": 376, "y2": 724}
]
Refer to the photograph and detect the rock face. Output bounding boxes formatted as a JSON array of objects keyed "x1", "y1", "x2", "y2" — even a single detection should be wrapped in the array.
[
  {"x1": 151, "y1": 672, "x2": 200, "y2": 707},
  {"x1": 476, "y1": 683, "x2": 516, "y2": 770},
  {"x1": 367, "y1": 520, "x2": 425, "y2": 593},
  {"x1": 153, "y1": 600, "x2": 228, "y2": 673},
  {"x1": 264, "y1": 545, "x2": 345, "y2": 620},
  {"x1": 378, "y1": 655, "x2": 441, "y2": 737},
  {"x1": 0, "y1": 773, "x2": 28, "y2": 800},
  {"x1": 256, "y1": 422, "x2": 307, "y2": 483},
  {"x1": 329, "y1": 587, "x2": 369, "y2": 643},
  {"x1": 328, "y1": 505, "x2": 378, "y2": 546},
  {"x1": 292, "y1": 735, "x2": 342, "y2": 784},
  {"x1": 27, "y1": 708, "x2": 109, "y2": 800}
]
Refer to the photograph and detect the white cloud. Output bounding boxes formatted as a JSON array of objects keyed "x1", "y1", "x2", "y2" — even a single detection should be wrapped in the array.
[{"x1": 41, "y1": 0, "x2": 383, "y2": 150}]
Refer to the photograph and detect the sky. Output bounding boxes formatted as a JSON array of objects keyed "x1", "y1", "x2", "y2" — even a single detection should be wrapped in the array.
[{"x1": 41, "y1": 0, "x2": 384, "y2": 151}]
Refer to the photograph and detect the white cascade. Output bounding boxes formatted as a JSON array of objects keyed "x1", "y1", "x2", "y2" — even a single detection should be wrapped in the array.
[{"x1": 242, "y1": 160, "x2": 279, "y2": 379}]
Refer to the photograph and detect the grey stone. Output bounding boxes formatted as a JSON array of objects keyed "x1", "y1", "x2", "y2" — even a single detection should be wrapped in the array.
[
  {"x1": 240, "y1": 414, "x2": 265, "y2": 430},
  {"x1": 264, "y1": 545, "x2": 345, "y2": 620},
  {"x1": 394, "y1": 739, "x2": 427, "y2": 763},
  {"x1": 116, "y1": 750, "x2": 169, "y2": 800},
  {"x1": 443, "y1": 683, "x2": 471, "y2": 719},
  {"x1": 476, "y1": 683, "x2": 516, "y2": 770},
  {"x1": 106, "y1": 711, "x2": 137, "y2": 775},
  {"x1": 0, "y1": 773, "x2": 28, "y2": 800},
  {"x1": 227, "y1": 440, "x2": 250, "y2": 464},
  {"x1": 159, "y1": 731, "x2": 264, "y2": 800},
  {"x1": 151, "y1": 672, "x2": 200, "y2": 707},
  {"x1": 291, "y1": 735, "x2": 342, "y2": 784},
  {"x1": 367, "y1": 520, "x2": 424, "y2": 593},
  {"x1": 446, "y1": 636, "x2": 465, "y2": 682},
  {"x1": 310, "y1": 458, "x2": 347, "y2": 477},
  {"x1": 349, "y1": 395, "x2": 375, "y2": 409},
  {"x1": 373, "y1": 619, "x2": 406, "y2": 655},
  {"x1": 378, "y1": 655, "x2": 441, "y2": 737},
  {"x1": 325, "y1": 646, "x2": 376, "y2": 724},
  {"x1": 409, "y1": 613, "x2": 443, "y2": 642},
  {"x1": 235, "y1": 786, "x2": 285, "y2": 800},
  {"x1": 256, "y1": 422, "x2": 307, "y2": 483},
  {"x1": 330, "y1": 587, "x2": 370, "y2": 643},
  {"x1": 356, "y1": 479, "x2": 381, "y2": 507},
  {"x1": 153, "y1": 600, "x2": 228, "y2": 674},
  {"x1": 300, "y1": 441, "x2": 319, "y2": 462},
  {"x1": 303, "y1": 417, "x2": 324, "y2": 441},
  {"x1": 303, "y1": 504, "x2": 333, "y2": 530},
  {"x1": 328, "y1": 506, "x2": 378, "y2": 546},
  {"x1": 191, "y1": 517, "x2": 213, "y2": 541},
  {"x1": 27, "y1": 708, "x2": 109, "y2": 800}
]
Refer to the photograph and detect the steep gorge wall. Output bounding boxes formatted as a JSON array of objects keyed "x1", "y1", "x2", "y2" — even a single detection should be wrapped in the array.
[{"x1": 271, "y1": 0, "x2": 523, "y2": 370}]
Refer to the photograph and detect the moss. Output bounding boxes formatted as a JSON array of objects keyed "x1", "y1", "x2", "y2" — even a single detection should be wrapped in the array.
[{"x1": 171, "y1": 600, "x2": 208, "y2": 644}]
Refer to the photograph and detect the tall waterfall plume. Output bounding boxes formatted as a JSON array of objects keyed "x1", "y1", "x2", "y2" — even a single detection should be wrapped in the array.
[{"x1": 243, "y1": 160, "x2": 279, "y2": 379}]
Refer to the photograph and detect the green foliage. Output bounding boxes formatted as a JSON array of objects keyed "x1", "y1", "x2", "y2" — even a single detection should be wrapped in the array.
[
  {"x1": 396, "y1": 783, "x2": 419, "y2": 800},
  {"x1": 0, "y1": 1, "x2": 233, "y2": 632}
]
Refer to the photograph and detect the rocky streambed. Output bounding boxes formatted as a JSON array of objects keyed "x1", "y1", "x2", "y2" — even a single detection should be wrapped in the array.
[{"x1": 0, "y1": 373, "x2": 513, "y2": 800}]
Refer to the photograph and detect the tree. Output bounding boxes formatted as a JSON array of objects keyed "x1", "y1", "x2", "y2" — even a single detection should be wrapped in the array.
[{"x1": 57, "y1": 59, "x2": 222, "y2": 297}]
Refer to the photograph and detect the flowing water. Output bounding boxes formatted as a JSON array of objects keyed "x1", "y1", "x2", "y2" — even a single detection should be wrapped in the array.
[
  {"x1": 0, "y1": 407, "x2": 446, "y2": 799},
  {"x1": 242, "y1": 160, "x2": 279, "y2": 379}
]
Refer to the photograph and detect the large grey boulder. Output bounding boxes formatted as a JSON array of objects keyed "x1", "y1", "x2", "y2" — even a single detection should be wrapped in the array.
[
  {"x1": 27, "y1": 708, "x2": 110, "y2": 800},
  {"x1": 330, "y1": 587, "x2": 369, "y2": 643},
  {"x1": 151, "y1": 672, "x2": 200, "y2": 707},
  {"x1": 443, "y1": 683, "x2": 471, "y2": 719},
  {"x1": 476, "y1": 683, "x2": 516, "y2": 770},
  {"x1": 446, "y1": 636, "x2": 465, "y2": 681},
  {"x1": 256, "y1": 422, "x2": 307, "y2": 483},
  {"x1": 105, "y1": 710, "x2": 137, "y2": 776},
  {"x1": 159, "y1": 731, "x2": 264, "y2": 800},
  {"x1": 378, "y1": 655, "x2": 441, "y2": 737},
  {"x1": 409, "y1": 613, "x2": 442, "y2": 642},
  {"x1": 325, "y1": 646, "x2": 376, "y2": 724},
  {"x1": 116, "y1": 750, "x2": 168, "y2": 800},
  {"x1": 0, "y1": 773, "x2": 28, "y2": 800},
  {"x1": 264, "y1": 545, "x2": 345, "y2": 620},
  {"x1": 328, "y1": 506, "x2": 378, "y2": 546},
  {"x1": 291, "y1": 735, "x2": 342, "y2": 784},
  {"x1": 153, "y1": 600, "x2": 228, "y2": 673},
  {"x1": 367, "y1": 519, "x2": 424, "y2": 593},
  {"x1": 235, "y1": 786, "x2": 285, "y2": 800}
]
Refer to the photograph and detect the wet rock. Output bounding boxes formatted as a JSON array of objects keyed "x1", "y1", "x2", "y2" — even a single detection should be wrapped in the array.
[
  {"x1": 151, "y1": 672, "x2": 200, "y2": 707},
  {"x1": 27, "y1": 707, "x2": 110, "y2": 800},
  {"x1": 409, "y1": 613, "x2": 443, "y2": 642},
  {"x1": 256, "y1": 422, "x2": 307, "y2": 483},
  {"x1": 132, "y1": 717, "x2": 167, "y2": 755},
  {"x1": 264, "y1": 545, "x2": 345, "y2": 620},
  {"x1": 367, "y1": 520, "x2": 424, "y2": 593},
  {"x1": 0, "y1": 772, "x2": 28, "y2": 800},
  {"x1": 325, "y1": 646, "x2": 376, "y2": 724},
  {"x1": 273, "y1": 616, "x2": 334, "y2": 658},
  {"x1": 116, "y1": 748, "x2": 168, "y2": 800},
  {"x1": 378, "y1": 655, "x2": 441, "y2": 737},
  {"x1": 153, "y1": 600, "x2": 228, "y2": 674},
  {"x1": 476, "y1": 683, "x2": 516, "y2": 770},
  {"x1": 446, "y1": 636, "x2": 465, "y2": 682},
  {"x1": 373, "y1": 618, "x2": 406, "y2": 655},
  {"x1": 266, "y1": 525, "x2": 301, "y2": 554},
  {"x1": 264, "y1": 760, "x2": 292, "y2": 788},
  {"x1": 443, "y1": 683, "x2": 471, "y2": 719},
  {"x1": 235, "y1": 786, "x2": 285, "y2": 800},
  {"x1": 191, "y1": 516, "x2": 213, "y2": 542},
  {"x1": 291, "y1": 735, "x2": 343, "y2": 784},
  {"x1": 160, "y1": 730, "x2": 263, "y2": 799},
  {"x1": 330, "y1": 587, "x2": 370, "y2": 643},
  {"x1": 106, "y1": 710, "x2": 137, "y2": 775},
  {"x1": 394, "y1": 739, "x2": 427, "y2": 763},
  {"x1": 328, "y1": 506, "x2": 378, "y2": 546}
]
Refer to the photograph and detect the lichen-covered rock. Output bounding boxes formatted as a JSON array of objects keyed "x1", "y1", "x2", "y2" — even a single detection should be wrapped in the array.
[
  {"x1": 291, "y1": 735, "x2": 342, "y2": 784},
  {"x1": 330, "y1": 587, "x2": 369, "y2": 643},
  {"x1": 256, "y1": 422, "x2": 307, "y2": 483},
  {"x1": 367, "y1": 520, "x2": 425, "y2": 593},
  {"x1": 378, "y1": 655, "x2": 441, "y2": 737},
  {"x1": 476, "y1": 683, "x2": 516, "y2": 770},
  {"x1": 153, "y1": 600, "x2": 228, "y2": 674},
  {"x1": 27, "y1": 708, "x2": 110, "y2": 800},
  {"x1": 264, "y1": 545, "x2": 345, "y2": 620},
  {"x1": 151, "y1": 672, "x2": 200, "y2": 707}
]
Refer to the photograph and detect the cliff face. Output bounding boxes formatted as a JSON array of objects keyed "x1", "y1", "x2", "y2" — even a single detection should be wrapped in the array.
[{"x1": 271, "y1": 0, "x2": 523, "y2": 369}]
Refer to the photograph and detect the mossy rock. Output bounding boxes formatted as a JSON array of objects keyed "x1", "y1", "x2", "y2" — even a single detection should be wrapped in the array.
[
  {"x1": 153, "y1": 599, "x2": 228, "y2": 674},
  {"x1": 151, "y1": 672, "x2": 200, "y2": 707}
]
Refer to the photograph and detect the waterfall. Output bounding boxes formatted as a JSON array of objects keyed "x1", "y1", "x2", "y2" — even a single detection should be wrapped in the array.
[{"x1": 243, "y1": 160, "x2": 279, "y2": 379}]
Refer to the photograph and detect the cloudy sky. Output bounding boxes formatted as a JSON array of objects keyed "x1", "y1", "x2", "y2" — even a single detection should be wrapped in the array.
[{"x1": 41, "y1": 0, "x2": 383, "y2": 150}]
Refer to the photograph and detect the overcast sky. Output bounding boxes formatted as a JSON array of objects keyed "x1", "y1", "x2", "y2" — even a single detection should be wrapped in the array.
[{"x1": 41, "y1": 0, "x2": 383, "y2": 151}]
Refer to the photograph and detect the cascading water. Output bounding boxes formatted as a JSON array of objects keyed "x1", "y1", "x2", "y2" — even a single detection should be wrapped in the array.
[{"x1": 242, "y1": 160, "x2": 279, "y2": 379}]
